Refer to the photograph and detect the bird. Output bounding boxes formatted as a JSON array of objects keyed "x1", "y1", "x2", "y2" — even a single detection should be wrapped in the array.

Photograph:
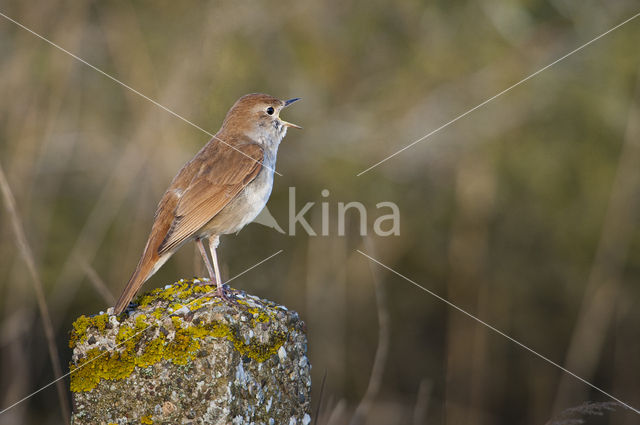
[{"x1": 113, "y1": 93, "x2": 300, "y2": 314}]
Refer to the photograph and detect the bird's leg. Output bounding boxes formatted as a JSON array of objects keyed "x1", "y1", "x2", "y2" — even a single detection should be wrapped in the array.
[
  {"x1": 208, "y1": 235, "x2": 232, "y2": 301},
  {"x1": 196, "y1": 237, "x2": 215, "y2": 284}
]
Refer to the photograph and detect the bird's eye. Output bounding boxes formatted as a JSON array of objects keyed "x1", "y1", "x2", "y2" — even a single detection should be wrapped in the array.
[{"x1": 266, "y1": 106, "x2": 275, "y2": 115}]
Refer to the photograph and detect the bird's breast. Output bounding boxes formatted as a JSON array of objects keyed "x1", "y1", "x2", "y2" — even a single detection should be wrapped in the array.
[{"x1": 199, "y1": 156, "x2": 276, "y2": 236}]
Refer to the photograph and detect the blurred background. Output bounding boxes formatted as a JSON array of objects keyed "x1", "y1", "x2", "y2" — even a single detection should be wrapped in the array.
[{"x1": 1, "y1": 0, "x2": 640, "y2": 424}]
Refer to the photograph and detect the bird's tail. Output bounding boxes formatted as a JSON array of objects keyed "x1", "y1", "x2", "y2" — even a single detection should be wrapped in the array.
[{"x1": 113, "y1": 247, "x2": 169, "y2": 315}]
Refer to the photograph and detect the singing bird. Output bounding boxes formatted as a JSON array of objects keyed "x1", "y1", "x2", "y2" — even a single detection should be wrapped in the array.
[{"x1": 113, "y1": 93, "x2": 300, "y2": 314}]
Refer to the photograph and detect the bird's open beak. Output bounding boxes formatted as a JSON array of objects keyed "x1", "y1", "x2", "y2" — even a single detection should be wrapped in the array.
[
  {"x1": 284, "y1": 97, "x2": 301, "y2": 107},
  {"x1": 281, "y1": 98, "x2": 302, "y2": 129}
]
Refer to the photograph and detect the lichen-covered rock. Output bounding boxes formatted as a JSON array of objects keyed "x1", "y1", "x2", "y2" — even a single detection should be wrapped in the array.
[{"x1": 69, "y1": 279, "x2": 311, "y2": 425}]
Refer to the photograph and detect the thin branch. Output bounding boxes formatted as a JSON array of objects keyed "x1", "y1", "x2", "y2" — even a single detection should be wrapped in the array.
[
  {"x1": 79, "y1": 260, "x2": 116, "y2": 305},
  {"x1": 0, "y1": 162, "x2": 70, "y2": 423},
  {"x1": 313, "y1": 369, "x2": 328, "y2": 425},
  {"x1": 350, "y1": 237, "x2": 391, "y2": 425},
  {"x1": 553, "y1": 63, "x2": 640, "y2": 411},
  {"x1": 326, "y1": 399, "x2": 348, "y2": 425},
  {"x1": 412, "y1": 378, "x2": 432, "y2": 425}
]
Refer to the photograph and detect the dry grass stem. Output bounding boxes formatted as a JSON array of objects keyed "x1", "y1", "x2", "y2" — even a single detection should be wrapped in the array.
[
  {"x1": 0, "y1": 163, "x2": 70, "y2": 423},
  {"x1": 80, "y1": 260, "x2": 115, "y2": 305},
  {"x1": 349, "y1": 237, "x2": 391, "y2": 425},
  {"x1": 553, "y1": 66, "x2": 640, "y2": 410}
]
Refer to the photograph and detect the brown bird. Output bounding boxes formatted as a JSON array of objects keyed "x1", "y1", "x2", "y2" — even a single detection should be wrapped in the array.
[{"x1": 113, "y1": 93, "x2": 300, "y2": 314}]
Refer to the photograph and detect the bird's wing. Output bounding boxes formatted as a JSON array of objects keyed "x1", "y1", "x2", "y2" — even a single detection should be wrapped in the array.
[{"x1": 157, "y1": 142, "x2": 264, "y2": 254}]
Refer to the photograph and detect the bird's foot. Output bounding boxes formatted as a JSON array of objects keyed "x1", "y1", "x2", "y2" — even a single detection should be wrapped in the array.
[
  {"x1": 216, "y1": 284, "x2": 230, "y2": 300},
  {"x1": 200, "y1": 284, "x2": 245, "y2": 307},
  {"x1": 214, "y1": 284, "x2": 244, "y2": 307}
]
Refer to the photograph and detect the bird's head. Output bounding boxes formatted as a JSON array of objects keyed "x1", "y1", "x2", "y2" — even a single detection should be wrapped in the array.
[{"x1": 221, "y1": 93, "x2": 301, "y2": 146}]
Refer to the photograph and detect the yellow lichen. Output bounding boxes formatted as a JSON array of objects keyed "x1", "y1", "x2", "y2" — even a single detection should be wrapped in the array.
[
  {"x1": 136, "y1": 279, "x2": 218, "y2": 311},
  {"x1": 165, "y1": 317, "x2": 201, "y2": 365},
  {"x1": 136, "y1": 336, "x2": 166, "y2": 368},
  {"x1": 69, "y1": 313, "x2": 109, "y2": 348},
  {"x1": 69, "y1": 279, "x2": 289, "y2": 393},
  {"x1": 140, "y1": 415, "x2": 153, "y2": 424}
]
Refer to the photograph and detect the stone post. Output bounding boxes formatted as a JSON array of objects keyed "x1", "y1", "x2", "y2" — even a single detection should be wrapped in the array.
[{"x1": 69, "y1": 279, "x2": 311, "y2": 425}]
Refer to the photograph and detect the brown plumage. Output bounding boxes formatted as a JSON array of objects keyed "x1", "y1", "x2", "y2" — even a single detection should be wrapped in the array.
[{"x1": 113, "y1": 93, "x2": 300, "y2": 314}]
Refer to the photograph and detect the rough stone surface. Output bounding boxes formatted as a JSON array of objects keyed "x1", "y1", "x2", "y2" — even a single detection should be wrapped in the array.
[{"x1": 69, "y1": 279, "x2": 311, "y2": 425}]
